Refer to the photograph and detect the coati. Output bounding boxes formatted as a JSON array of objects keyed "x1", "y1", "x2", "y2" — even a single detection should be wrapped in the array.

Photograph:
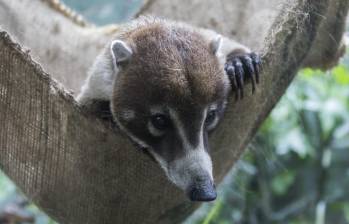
[{"x1": 77, "y1": 16, "x2": 261, "y2": 202}]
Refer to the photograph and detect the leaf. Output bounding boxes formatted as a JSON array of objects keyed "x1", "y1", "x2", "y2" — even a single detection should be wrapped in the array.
[
  {"x1": 271, "y1": 171, "x2": 296, "y2": 195},
  {"x1": 275, "y1": 127, "x2": 311, "y2": 157},
  {"x1": 343, "y1": 203, "x2": 349, "y2": 223},
  {"x1": 301, "y1": 68, "x2": 317, "y2": 78},
  {"x1": 332, "y1": 65, "x2": 349, "y2": 85},
  {"x1": 299, "y1": 68, "x2": 323, "y2": 79},
  {"x1": 300, "y1": 109, "x2": 323, "y2": 149},
  {"x1": 202, "y1": 199, "x2": 223, "y2": 224}
]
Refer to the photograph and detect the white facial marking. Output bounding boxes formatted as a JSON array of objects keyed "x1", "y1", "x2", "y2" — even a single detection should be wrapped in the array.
[
  {"x1": 206, "y1": 103, "x2": 220, "y2": 131},
  {"x1": 148, "y1": 141, "x2": 213, "y2": 192},
  {"x1": 209, "y1": 104, "x2": 218, "y2": 111},
  {"x1": 168, "y1": 108, "x2": 193, "y2": 151},
  {"x1": 150, "y1": 106, "x2": 165, "y2": 115},
  {"x1": 223, "y1": 100, "x2": 228, "y2": 109},
  {"x1": 147, "y1": 149, "x2": 168, "y2": 172},
  {"x1": 163, "y1": 108, "x2": 213, "y2": 190},
  {"x1": 168, "y1": 149, "x2": 213, "y2": 191},
  {"x1": 147, "y1": 121, "x2": 164, "y2": 137}
]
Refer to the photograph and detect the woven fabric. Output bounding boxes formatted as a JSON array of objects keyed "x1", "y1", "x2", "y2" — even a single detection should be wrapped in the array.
[{"x1": 0, "y1": 0, "x2": 347, "y2": 223}]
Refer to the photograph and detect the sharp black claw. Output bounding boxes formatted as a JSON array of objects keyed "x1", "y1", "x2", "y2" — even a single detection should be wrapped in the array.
[
  {"x1": 233, "y1": 59, "x2": 244, "y2": 99},
  {"x1": 241, "y1": 55, "x2": 256, "y2": 93},
  {"x1": 226, "y1": 66, "x2": 236, "y2": 86},
  {"x1": 224, "y1": 63, "x2": 238, "y2": 100},
  {"x1": 225, "y1": 51, "x2": 261, "y2": 99},
  {"x1": 250, "y1": 52, "x2": 261, "y2": 84}
]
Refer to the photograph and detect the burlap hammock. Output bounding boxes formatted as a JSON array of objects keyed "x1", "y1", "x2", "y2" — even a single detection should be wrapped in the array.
[{"x1": 0, "y1": 0, "x2": 347, "y2": 223}]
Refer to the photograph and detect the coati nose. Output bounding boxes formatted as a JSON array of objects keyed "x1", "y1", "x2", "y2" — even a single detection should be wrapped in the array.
[{"x1": 188, "y1": 181, "x2": 217, "y2": 202}]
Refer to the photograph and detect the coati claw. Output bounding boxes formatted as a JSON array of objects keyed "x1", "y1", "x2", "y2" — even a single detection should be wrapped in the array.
[{"x1": 224, "y1": 52, "x2": 261, "y2": 100}]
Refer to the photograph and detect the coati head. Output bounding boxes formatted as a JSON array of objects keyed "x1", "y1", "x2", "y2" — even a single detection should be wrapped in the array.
[{"x1": 110, "y1": 21, "x2": 230, "y2": 201}]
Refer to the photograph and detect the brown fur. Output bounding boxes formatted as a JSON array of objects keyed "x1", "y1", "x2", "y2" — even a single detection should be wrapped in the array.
[{"x1": 113, "y1": 20, "x2": 226, "y2": 114}]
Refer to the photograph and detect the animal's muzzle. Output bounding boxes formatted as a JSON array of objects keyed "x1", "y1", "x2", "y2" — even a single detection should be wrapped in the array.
[{"x1": 188, "y1": 179, "x2": 217, "y2": 202}]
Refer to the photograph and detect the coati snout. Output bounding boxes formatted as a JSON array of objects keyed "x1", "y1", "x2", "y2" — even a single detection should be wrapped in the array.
[{"x1": 76, "y1": 17, "x2": 261, "y2": 201}]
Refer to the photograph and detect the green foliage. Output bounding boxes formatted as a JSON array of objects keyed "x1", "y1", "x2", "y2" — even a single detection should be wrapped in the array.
[
  {"x1": 333, "y1": 66, "x2": 349, "y2": 85},
  {"x1": 343, "y1": 203, "x2": 349, "y2": 223},
  {"x1": 202, "y1": 200, "x2": 224, "y2": 224},
  {"x1": 271, "y1": 170, "x2": 295, "y2": 195}
]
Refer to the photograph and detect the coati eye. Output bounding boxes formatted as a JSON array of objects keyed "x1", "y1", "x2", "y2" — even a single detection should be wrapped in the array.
[
  {"x1": 205, "y1": 110, "x2": 216, "y2": 125},
  {"x1": 205, "y1": 109, "x2": 219, "y2": 131},
  {"x1": 149, "y1": 114, "x2": 170, "y2": 136},
  {"x1": 151, "y1": 114, "x2": 169, "y2": 130}
]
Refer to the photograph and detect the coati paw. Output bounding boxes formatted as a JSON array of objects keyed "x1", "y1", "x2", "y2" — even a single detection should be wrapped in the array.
[{"x1": 224, "y1": 52, "x2": 261, "y2": 100}]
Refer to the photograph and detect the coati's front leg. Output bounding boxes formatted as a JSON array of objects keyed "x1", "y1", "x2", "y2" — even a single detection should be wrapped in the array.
[
  {"x1": 224, "y1": 51, "x2": 261, "y2": 100},
  {"x1": 201, "y1": 29, "x2": 262, "y2": 99}
]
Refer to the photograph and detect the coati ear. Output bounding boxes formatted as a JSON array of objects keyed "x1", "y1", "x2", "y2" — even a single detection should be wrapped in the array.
[
  {"x1": 110, "y1": 40, "x2": 133, "y2": 66},
  {"x1": 210, "y1": 35, "x2": 222, "y2": 55}
]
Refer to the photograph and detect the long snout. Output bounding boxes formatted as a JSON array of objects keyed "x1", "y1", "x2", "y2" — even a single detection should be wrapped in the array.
[
  {"x1": 188, "y1": 179, "x2": 217, "y2": 201},
  {"x1": 157, "y1": 141, "x2": 216, "y2": 202}
]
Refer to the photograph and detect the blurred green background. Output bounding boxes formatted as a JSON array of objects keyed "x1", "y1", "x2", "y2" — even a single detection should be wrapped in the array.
[
  {"x1": 60, "y1": 0, "x2": 143, "y2": 24},
  {"x1": 1, "y1": 1, "x2": 348, "y2": 223}
]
